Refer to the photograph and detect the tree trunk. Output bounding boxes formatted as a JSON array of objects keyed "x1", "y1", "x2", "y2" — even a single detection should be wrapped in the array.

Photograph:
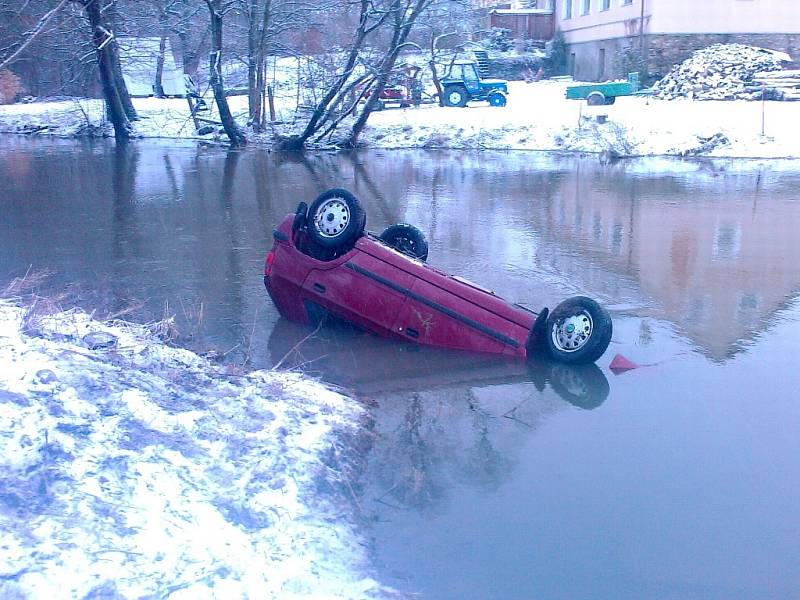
[
  {"x1": 105, "y1": 0, "x2": 138, "y2": 120},
  {"x1": 207, "y1": 1, "x2": 246, "y2": 147},
  {"x1": 247, "y1": 0, "x2": 260, "y2": 128},
  {"x1": 154, "y1": 34, "x2": 167, "y2": 98},
  {"x1": 83, "y1": 0, "x2": 131, "y2": 140}
]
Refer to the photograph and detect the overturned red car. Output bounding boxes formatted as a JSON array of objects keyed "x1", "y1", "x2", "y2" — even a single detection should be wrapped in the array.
[{"x1": 264, "y1": 189, "x2": 612, "y2": 365}]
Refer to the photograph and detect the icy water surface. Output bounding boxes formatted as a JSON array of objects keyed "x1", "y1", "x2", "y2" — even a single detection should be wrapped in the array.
[{"x1": 1, "y1": 139, "x2": 799, "y2": 599}]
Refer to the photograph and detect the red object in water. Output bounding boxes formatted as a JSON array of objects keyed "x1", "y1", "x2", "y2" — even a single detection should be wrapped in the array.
[
  {"x1": 264, "y1": 209, "x2": 612, "y2": 364},
  {"x1": 609, "y1": 353, "x2": 638, "y2": 374},
  {"x1": 265, "y1": 214, "x2": 537, "y2": 359}
]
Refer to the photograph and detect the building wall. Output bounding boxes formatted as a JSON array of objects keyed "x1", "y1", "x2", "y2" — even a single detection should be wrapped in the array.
[
  {"x1": 652, "y1": 0, "x2": 800, "y2": 34},
  {"x1": 555, "y1": 0, "x2": 800, "y2": 81}
]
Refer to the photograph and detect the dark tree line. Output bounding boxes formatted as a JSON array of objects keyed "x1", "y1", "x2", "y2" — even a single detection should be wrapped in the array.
[{"x1": 0, "y1": 0, "x2": 476, "y2": 148}]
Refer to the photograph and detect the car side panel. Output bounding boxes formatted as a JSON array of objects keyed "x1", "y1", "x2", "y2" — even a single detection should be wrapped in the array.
[
  {"x1": 392, "y1": 278, "x2": 528, "y2": 357},
  {"x1": 302, "y1": 251, "x2": 414, "y2": 336}
]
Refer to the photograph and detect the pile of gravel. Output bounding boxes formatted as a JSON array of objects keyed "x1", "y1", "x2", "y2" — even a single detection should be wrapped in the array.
[{"x1": 651, "y1": 43, "x2": 788, "y2": 101}]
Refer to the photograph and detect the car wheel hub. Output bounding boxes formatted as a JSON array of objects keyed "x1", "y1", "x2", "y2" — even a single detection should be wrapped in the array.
[
  {"x1": 552, "y1": 311, "x2": 593, "y2": 352},
  {"x1": 314, "y1": 198, "x2": 350, "y2": 238}
]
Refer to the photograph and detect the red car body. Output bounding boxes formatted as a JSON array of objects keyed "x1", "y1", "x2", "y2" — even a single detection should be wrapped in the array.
[{"x1": 264, "y1": 213, "x2": 545, "y2": 359}]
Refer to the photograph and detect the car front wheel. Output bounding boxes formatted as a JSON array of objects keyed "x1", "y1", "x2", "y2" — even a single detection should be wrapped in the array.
[
  {"x1": 307, "y1": 188, "x2": 366, "y2": 250},
  {"x1": 545, "y1": 296, "x2": 612, "y2": 364}
]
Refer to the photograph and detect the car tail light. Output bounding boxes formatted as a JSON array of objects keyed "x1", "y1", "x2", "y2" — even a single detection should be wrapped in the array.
[{"x1": 264, "y1": 251, "x2": 275, "y2": 277}]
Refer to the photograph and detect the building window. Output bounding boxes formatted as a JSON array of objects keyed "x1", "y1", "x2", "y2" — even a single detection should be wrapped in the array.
[
  {"x1": 601, "y1": 0, "x2": 611, "y2": 10},
  {"x1": 621, "y1": 0, "x2": 633, "y2": 5},
  {"x1": 563, "y1": 0, "x2": 573, "y2": 19},
  {"x1": 581, "y1": 0, "x2": 590, "y2": 15}
]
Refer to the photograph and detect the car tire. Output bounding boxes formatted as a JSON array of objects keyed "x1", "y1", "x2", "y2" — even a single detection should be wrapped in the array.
[
  {"x1": 545, "y1": 296, "x2": 612, "y2": 364},
  {"x1": 443, "y1": 86, "x2": 468, "y2": 107},
  {"x1": 488, "y1": 92, "x2": 507, "y2": 107},
  {"x1": 605, "y1": 96, "x2": 616, "y2": 105},
  {"x1": 548, "y1": 363, "x2": 610, "y2": 410},
  {"x1": 379, "y1": 224, "x2": 428, "y2": 262},
  {"x1": 586, "y1": 91, "x2": 606, "y2": 106},
  {"x1": 307, "y1": 188, "x2": 366, "y2": 250}
]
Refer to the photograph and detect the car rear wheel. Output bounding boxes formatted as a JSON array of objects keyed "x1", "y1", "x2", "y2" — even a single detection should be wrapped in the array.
[
  {"x1": 379, "y1": 224, "x2": 428, "y2": 262},
  {"x1": 545, "y1": 296, "x2": 612, "y2": 364},
  {"x1": 307, "y1": 188, "x2": 366, "y2": 250},
  {"x1": 444, "y1": 86, "x2": 468, "y2": 107}
]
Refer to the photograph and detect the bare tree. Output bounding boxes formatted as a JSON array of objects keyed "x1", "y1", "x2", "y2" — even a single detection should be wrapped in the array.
[
  {"x1": 276, "y1": 0, "x2": 392, "y2": 151},
  {"x1": 343, "y1": 0, "x2": 435, "y2": 147},
  {"x1": 204, "y1": 0, "x2": 246, "y2": 146}
]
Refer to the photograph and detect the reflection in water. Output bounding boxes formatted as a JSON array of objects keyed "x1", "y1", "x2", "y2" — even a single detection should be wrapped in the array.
[{"x1": 2, "y1": 141, "x2": 800, "y2": 599}]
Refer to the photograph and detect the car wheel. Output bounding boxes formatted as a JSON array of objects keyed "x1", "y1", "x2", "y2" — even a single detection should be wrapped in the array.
[
  {"x1": 443, "y1": 86, "x2": 468, "y2": 107},
  {"x1": 307, "y1": 188, "x2": 366, "y2": 250},
  {"x1": 545, "y1": 296, "x2": 612, "y2": 364},
  {"x1": 379, "y1": 224, "x2": 428, "y2": 262},
  {"x1": 548, "y1": 363, "x2": 610, "y2": 410},
  {"x1": 605, "y1": 96, "x2": 616, "y2": 105},
  {"x1": 586, "y1": 91, "x2": 606, "y2": 106},
  {"x1": 488, "y1": 92, "x2": 507, "y2": 107}
]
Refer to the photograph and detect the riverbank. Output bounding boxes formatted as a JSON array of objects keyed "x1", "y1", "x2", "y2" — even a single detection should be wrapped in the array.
[
  {"x1": 0, "y1": 299, "x2": 390, "y2": 599},
  {"x1": 2, "y1": 80, "x2": 800, "y2": 158}
]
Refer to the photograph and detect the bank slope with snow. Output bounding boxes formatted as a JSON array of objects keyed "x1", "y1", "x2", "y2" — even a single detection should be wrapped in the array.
[
  {"x1": 3, "y1": 80, "x2": 800, "y2": 158},
  {"x1": 0, "y1": 302, "x2": 388, "y2": 599}
]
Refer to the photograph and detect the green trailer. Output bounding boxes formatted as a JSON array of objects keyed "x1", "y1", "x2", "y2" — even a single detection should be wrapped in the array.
[{"x1": 565, "y1": 72, "x2": 640, "y2": 105}]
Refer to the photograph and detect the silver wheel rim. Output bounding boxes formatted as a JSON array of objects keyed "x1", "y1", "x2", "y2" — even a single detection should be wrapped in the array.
[
  {"x1": 448, "y1": 91, "x2": 462, "y2": 105},
  {"x1": 314, "y1": 197, "x2": 350, "y2": 238},
  {"x1": 552, "y1": 311, "x2": 593, "y2": 353}
]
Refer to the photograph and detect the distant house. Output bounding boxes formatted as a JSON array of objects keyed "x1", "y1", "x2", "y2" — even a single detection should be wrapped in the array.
[
  {"x1": 117, "y1": 37, "x2": 186, "y2": 97},
  {"x1": 553, "y1": 0, "x2": 800, "y2": 82}
]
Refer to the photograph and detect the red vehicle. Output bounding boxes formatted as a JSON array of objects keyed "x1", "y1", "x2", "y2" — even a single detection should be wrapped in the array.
[{"x1": 264, "y1": 189, "x2": 612, "y2": 365}]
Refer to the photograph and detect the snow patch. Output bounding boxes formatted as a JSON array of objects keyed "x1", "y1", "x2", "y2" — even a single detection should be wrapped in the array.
[{"x1": 0, "y1": 301, "x2": 390, "y2": 599}]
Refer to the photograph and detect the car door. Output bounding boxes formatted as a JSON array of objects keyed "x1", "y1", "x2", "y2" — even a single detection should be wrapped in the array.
[{"x1": 301, "y1": 249, "x2": 413, "y2": 337}]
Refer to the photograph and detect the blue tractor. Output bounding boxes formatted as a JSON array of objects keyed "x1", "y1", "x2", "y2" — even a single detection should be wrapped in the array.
[{"x1": 440, "y1": 60, "x2": 508, "y2": 107}]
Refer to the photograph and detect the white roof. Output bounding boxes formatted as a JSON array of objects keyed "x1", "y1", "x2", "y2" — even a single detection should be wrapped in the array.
[{"x1": 117, "y1": 37, "x2": 186, "y2": 97}]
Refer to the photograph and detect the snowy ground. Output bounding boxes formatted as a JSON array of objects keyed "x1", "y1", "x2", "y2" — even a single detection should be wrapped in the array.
[
  {"x1": 1, "y1": 79, "x2": 800, "y2": 158},
  {"x1": 0, "y1": 301, "x2": 391, "y2": 599}
]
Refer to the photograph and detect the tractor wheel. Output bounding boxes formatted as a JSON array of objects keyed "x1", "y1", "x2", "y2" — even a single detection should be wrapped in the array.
[
  {"x1": 443, "y1": 86, "x2": 468, "y2": 107},
  {"x1": 488, "y1": 92, "x2": 507, "y2": 107}
]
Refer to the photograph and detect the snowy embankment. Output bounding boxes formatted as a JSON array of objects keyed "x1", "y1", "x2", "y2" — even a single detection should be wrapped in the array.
[
  {"x1": 2, "y1": 79, "x2": 800, "y2": 158},
  {"x1": 0, "y1": 301, "x2": 389, "y2": 599}
]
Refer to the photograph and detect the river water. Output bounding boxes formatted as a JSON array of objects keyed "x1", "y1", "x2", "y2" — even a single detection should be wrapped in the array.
[{"x1": 1, "y1": 138, "x2": 799, "y2": 599}]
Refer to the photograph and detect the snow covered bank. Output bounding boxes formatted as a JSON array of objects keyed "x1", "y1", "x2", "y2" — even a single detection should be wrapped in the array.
[
  {"x1": 3, "y1": 79, "x2": 800, "y2": 158},
  {"x1": 0, "y1": 301, "x2": 388, "y2": 599}
]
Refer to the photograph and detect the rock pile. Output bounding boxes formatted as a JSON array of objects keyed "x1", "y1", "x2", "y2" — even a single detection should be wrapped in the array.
[{"x1": 652, "y1": 43, "x2": 788, "y2": 101}]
